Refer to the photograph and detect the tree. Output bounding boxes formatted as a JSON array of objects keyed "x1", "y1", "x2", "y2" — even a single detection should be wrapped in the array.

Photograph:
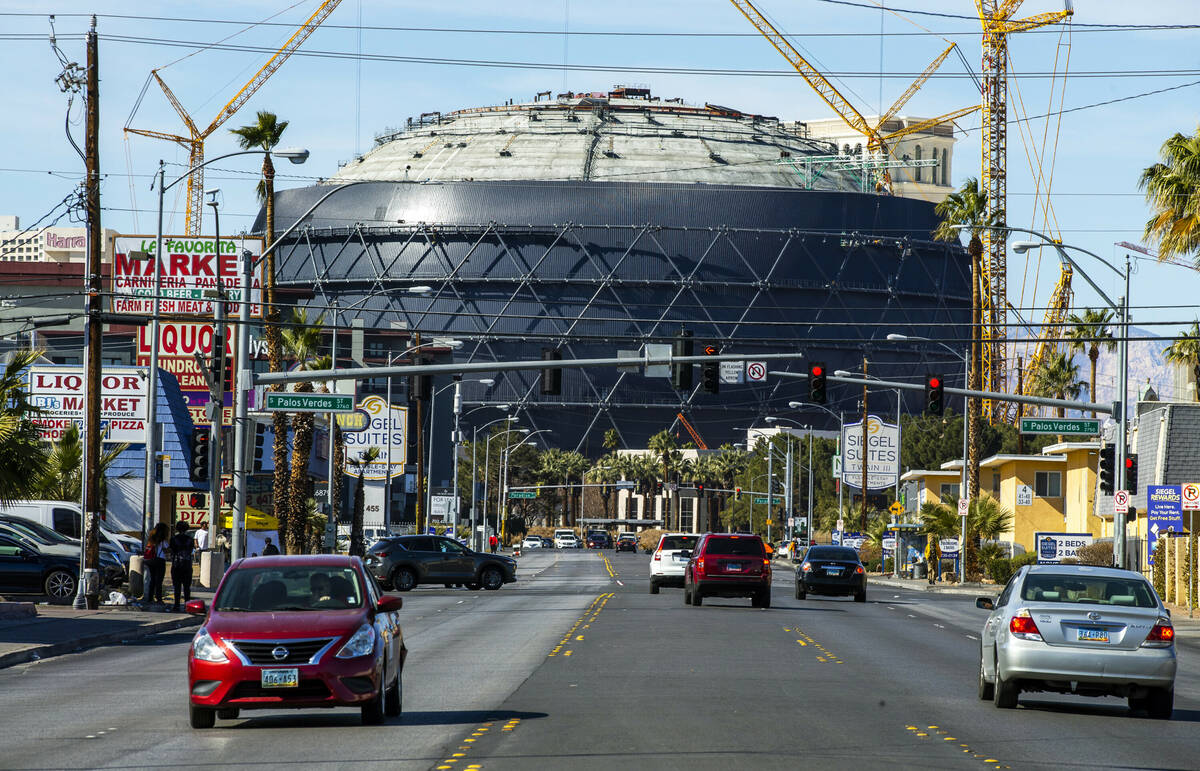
[
  {"x1": 35, "y1": 423, "x2": 129, "y2": 512},
  {"x1": 935, "y1": 177, "x2": 1002, "y2": 504},
  {"x1": 347, "y1": 447, "x2": 380, "y2": 557},
  {"x1": 1164, "y1": 321, "x2": 1200, "y2": 401},
  {"x1": 1030, "y1": 350, "x2": 1084, "y2": 418},
  {"x1": 231, "y1": 111, "x2": 292, "y2": 554},
  {"x1": 1064, "y1": 308, "x2": 1116, "y2": 417},
  {"x1": 586, "y1": 455, "x2": 621, "y2": 519},
  {"x1": 280, "y1": 307, "x2": 326, "y2": 553},
  {"x1": 0, "y1": 349, "x2": 48, "y2": 503},
  {"x1": 1139, "y1": 124, "x2": 1200, "y2": 262},
  {"x1": 920, "y1": 494, "x2": 1013, "y2": 577},
  {"x1": 647, "y1": 430, "x2": 681, "y2": 529},
  {"x1": 602, "y1": 428, "x2": 620, "y2": 452}
]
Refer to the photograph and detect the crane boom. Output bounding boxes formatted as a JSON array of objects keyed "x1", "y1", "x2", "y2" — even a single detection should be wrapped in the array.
[
  {"x1": 877, "y1": 42, "x2": 957, "y2": 129},
  {"x1": 676, "y1": 412, "x2": 709, "y2": 450}
]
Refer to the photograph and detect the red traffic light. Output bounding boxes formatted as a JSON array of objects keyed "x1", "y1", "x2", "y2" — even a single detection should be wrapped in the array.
[
  {"x1": 811, "y1": 365, "x2": 823, "y2": 377},
  {"x1": 929, "y1": 377, "x2": 941, "y2": 388},
  {"x1": 1125, "y1": 457, "x2": 1134, "y2": 469}
]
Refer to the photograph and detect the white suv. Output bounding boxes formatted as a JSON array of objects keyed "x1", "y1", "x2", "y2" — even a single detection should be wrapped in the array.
[
  {"x1": 554, "y1": 533, "x2": 580, "y2": 549},
  {"x1": 649, "y1": 533, "x2": 701, "y2": 593}
]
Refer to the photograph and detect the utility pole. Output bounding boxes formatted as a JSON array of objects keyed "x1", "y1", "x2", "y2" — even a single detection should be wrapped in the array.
[
  {"x1": 413, "y1": 331, "x2": 425, "y2": 534},
  {"x1": 78, "y1": 16, "x2": 102, "y2": 609},
  {"x1": 1016, "y1": 356, "x2": 1025, "y2": 455},
  {"x1": 205, "y1": 196, "x2": 226, "y2": 553},
  {"x1": 861, "y1": 354, "x2": 869, "y2": 532}
]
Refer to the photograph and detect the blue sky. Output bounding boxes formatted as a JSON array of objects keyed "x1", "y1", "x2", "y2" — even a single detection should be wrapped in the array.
[{"x1": 2, "y1": 0, "x2": 1198, "y2": 346}]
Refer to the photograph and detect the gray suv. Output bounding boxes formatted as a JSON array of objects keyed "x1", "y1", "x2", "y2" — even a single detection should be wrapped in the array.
[{"x1": 364, "y1": 535, "x2": 517, "y2": 592}]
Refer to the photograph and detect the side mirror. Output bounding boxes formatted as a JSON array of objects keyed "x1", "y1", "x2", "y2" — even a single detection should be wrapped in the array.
[
  {"x1": 975, "y1": 597, "x2": 995, "y2": 611},
  {"x1": 377, "y1": 596, "x2": 404, "y2": 613},
  {"x1": 185, "y1": 599, "x2": 207, "y2": 615}
]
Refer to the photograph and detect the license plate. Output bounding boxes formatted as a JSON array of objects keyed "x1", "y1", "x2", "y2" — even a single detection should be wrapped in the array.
[
  {"x1": 261, "y1": 668, "x2": 299, "y2": 688},
  {"x1": 726, "y1": 562, "x2": 742, "y2": 571},
  {"x1": 1077, "y1": 627, "x2": 1109, "y2": 643},
  {"x1": 826, "y1": 567, "x2": 843, "y2": 575}
]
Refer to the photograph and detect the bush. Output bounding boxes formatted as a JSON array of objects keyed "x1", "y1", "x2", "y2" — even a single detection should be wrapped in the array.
[
  {"x1": 986, "y1": 557, "x2": 1015, "y2": 585},
  {"x1": 1074, "y1": 541, "x2": 1113, "y2": 567},
  {"x1": 882, "y1": 557, "x2": 894, "y2": 574},
  {"x1": 1012, "y1": 552, "x2": 1038, "y2": 570},
  {"x1": 864, "y1": 558, "x2": 881, "y2": 572}
]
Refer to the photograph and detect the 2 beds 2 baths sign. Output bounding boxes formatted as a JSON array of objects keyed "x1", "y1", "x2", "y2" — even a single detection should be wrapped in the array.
[
  {"x1": 1035, "y1": 532, "x2": 1094, "y2": 565},
  {"x1": 26, "y1": 366, "x2": 149, "y2": 443},
  {"x1": 111, "y1": 235, "x2": 264, "y2": 317}
]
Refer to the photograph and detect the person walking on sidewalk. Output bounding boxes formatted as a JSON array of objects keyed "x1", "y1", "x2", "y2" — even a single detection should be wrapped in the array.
[
  {"x1": 262, "y1": 537, "x2": 280, "y2": 556},
  {"x1": 924, "y1": 534, "x2": 942, "y2": 586},
  {"x1": 168, "y1": 522, "x2": 195, "y2": 612},
  {"x1": 489, "y1": 534, "x2": 498, "y2": 554},
  {"x1": 143, "y1": 522, "x2": 170, "y2": 604}
]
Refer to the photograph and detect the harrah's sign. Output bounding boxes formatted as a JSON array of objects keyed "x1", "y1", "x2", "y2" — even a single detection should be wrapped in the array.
[
  {"x1": 111, "y1": 235, "x2": 263, "y2": 318},
  {"x1": 46, "y1": 232, "x2": 86, "y2": 249}
]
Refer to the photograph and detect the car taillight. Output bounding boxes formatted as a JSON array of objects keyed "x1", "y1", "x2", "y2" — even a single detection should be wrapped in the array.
[
  {"x1": 696, "y1": 558, "x2": 705, "y2": 573},
  {"x1": 762, "y1": 558, "x2": 770, "y2": 567},
  {"x1": 1142, "y1": 618, "x2": 1175, "y2": 648},
  {"x1": 854, "y1": 565, "x2": 864, "y2": 574},
  {"x1": 1009, "y1": 609, "x2": 1043, "y2": 641},
  {"x1": 374, "y1": 550, "x2": 390, "y2": 559},
  {"x1": 653, "y1": 550, "x2": 662, "y2": 561},
  {"x1": 800, "y1": 561, "x2": 812, "y2": 572}
]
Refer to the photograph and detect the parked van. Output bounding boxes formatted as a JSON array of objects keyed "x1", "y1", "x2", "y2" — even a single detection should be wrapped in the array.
[{"x1": 0, "y1": 501, "x2": 141, "y2": 561}]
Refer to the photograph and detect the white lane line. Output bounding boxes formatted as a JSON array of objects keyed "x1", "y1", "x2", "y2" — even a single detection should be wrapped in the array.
[
  {"x1": 907, "y1": 614, "x2": 917, "y2": 618},
  {"x1": 965, "y1": 634, "x2": 979, "y2": 640},
  {"x1": 934, "y1": 623, "x2": 946, "y2": 629}
]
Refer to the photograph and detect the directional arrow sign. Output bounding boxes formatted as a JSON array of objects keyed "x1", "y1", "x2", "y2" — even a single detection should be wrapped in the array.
[
  {"x1": 265, "y1": 392, "x2": 355, "y2": 413},
  {"x1": 1019, "y1": 417, "x2": 1100, "y2": 436}
]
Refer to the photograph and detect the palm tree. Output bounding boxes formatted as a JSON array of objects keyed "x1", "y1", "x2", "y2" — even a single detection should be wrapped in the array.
[
  {"x1": 35, "y1": 423, "x2": 130, "y2": 512},
  {"x1": 281, "y1": 308, "x2": 326, "y2": 553},
  {"x1": 1064, "y1": 308, "x2": 1116, "y2": 417},
  {"x1": 231, "y1": 111, "x2": 292, "y2": 553},
  {"x1": 0, "y1": 349, "x2": 48, "y2": 503},
  {"x1": 1164, "y1": 321, "x2": 1200, "y2": 401},
  {"x1": 919, "y1": 500, "x2": 958, "y2": 539},
  {"x1": 347, "y1": 447, "x2": 380, "y2": 557},
  {"x1": 586, "y1": 455, "x2": 620, "y2": 519},
  {"x1": 967, "y1": 494, "x2": 1015, "y2": 577},
  {"x1": 1139, "y1": 125, "x2": 1200, "y2": 262},
  {"x1": 935, "y1": 177, "x2": 1002, "y2": 503},
  {"x1": 647, "y1": 430, "x2": 681, "y2": 529},
  {"x1": 562, "y1": 450, "x2": 590, "y2": 527},
  {"x1": 1031, "y1": 350, "x2": 1084, "y2": 418}
]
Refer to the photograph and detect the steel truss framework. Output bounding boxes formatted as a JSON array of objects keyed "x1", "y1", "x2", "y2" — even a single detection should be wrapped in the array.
[{"x1": 273, "y1": 220, "x2": 969, "y2": 453}]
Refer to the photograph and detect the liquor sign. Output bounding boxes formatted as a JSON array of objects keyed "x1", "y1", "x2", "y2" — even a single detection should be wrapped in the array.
[
  {"x1": 840, "y1": 415, "x2": 900, "y2": 490},
  {"x1": 136, "y1": 322, "x2": 235, "y2": 427},
  {"x1": 26, "y1": 366, "x2": 149, "y2": 443},
  {"x1": 111, "y1": 234, "x2": 264, "y2": 317},
  {"x1": 342, "y1": 395, "x2": 408, "y2": 480}
]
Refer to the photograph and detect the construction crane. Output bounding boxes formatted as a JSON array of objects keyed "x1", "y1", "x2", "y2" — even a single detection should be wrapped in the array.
[
  {"x1": 125, "y1": 0, "x2": 344, "y2": 235},
  {"x1": 676, "y1": 412, "x2": 709, "y2": 450},
  {"x1": 729, "y1": 0, "x2": 980, "y2": 192},
  {"x1": 975, "y1": 0, "x2": 1073, "y2": 420}
]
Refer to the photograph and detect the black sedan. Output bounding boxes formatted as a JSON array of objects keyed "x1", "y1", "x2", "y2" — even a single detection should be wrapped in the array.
[
  {"x1": 615, "y1": 535, "x2": 638, "y2": 553},
  {"x1": 0, "y1": 532, "x2": 87, "y2": 603},
  {"x1": 795, "y1": 545, "x2": 867, "y2": 602},
  {"x1": 364, "y1": 535, "x2": 517, "y2": 592},
  {"x1": 586, "y1": 532, "x2": 613, "y2": 549}
]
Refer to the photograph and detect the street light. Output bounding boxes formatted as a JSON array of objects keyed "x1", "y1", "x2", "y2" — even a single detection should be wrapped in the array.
[
  {"x1": 764, "y1": 416, "x2": 803, "y2": 543},
  {"x1": 499, "y1": 429, "x2": 551, "y2": 544},
  {"x1": 471, "y1": 415, "x2": 518, "y2": 550},
  {"x1": 789, "y1": 401, "x2": 843, "y2": 548},
  {"x1": 427, "y1": 377, "x2": 492, "y2": 531},
  {"x1": 484, "y1": 428, "x2": 528, "y2": 550}
]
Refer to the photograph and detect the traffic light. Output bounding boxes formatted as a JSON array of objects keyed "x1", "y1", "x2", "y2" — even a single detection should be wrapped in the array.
[
  {"x1": 1098, "y1": 444, "x2": 1116, "y2": 495},
  {"x1": 190, "y1": 426, "x2": 211, "y2": 482},
  {"x1": 540, "y1": 348, "x2": 562, "y2": 395},
  {"x1": 734, "y1": 487, "x2": 742, "y2": 501},
  {"x1": 187, "y1": 492, "x2": 208, "y2": 508},
  {"x1": 671, "y1": 329, "x2": 693, "y2": 391},
  {"x1": 808, "y1": 361, "x2": 827, "y2": 404},
  {"x1": 222, "y1": 486, "x2": 236, "y2": 505},
  {"x1": 696, "y1": 482, "x2": 705, "y2": 496},
  {"x1": 208, "y1": 330, "x2": 228, "y2": 395},
  {"x1": 655, "y1": 480, "x2": 664, "y2": 495},
  {"x1": 252, "y1": 423, "x2": 268, "y2": 472},
  {"x1": 924, "y1": 373, "x2": 945, "y2": 416},
  {"x1": 1125, "y1": 454, "x2": 1138, "y2": 495},
  {"x1": 701, "y1": 342, "x2": 719, "y2": 394}
]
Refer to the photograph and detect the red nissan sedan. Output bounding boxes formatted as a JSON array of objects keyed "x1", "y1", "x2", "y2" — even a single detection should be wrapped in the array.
[{"x1": 185, "y1": 554, "x2": 405, "y2": 728}]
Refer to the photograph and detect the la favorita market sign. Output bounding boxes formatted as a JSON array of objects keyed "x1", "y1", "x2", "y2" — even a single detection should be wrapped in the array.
[
  {"x1": 26, "y1": 366, "x2": 149, "y2": 443},
  {"x1": 111, "y1": 235, "x2": 263, "y2": 317}
]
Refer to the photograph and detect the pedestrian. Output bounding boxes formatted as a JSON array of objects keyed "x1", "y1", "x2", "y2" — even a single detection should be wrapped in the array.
[
  {"x1": 925, "y1": 533, "x2": 942, "y2": 586},
  {"x1": 262, "y1": 536, "x2": 280, "y2": 556},
  {"x1": 489, "y1": 534, "x2": 498, "y2": 554},
  {"x1": 143, "y1": 522, "x2": 169, "y2": 605},
  {"x1": 193, "y1": 526, "x2": 208, "y2": 564},
  {"x1": 168, "y1": 522, "x2": 194, "y2": 612}
]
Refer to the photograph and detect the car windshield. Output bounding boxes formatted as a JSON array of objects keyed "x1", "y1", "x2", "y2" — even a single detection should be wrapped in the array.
[
  {"x1": 806, "y1": 547, "x2": 859, "y2": 562},
  {"x1": 214, "y1": 565, "x2": 365, "y2": 612},
  {"x1": 705, "y1": 537, "x2": 763, "y2": 556},
  {"x1": 660, "y1": 535, "x2": 699, "y2": 551},
  {"x1": 1020, "y1": 574, "x2": 1157, "y2": 608},
  {"x1": 2, "y1": 518, "x2": 71, "y2": 545}
]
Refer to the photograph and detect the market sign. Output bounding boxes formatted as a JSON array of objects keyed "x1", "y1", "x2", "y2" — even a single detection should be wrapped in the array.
[
  {"x1": 111, "y1": 234, "x2": 264, "y2": 317},
  {"x1": 26, "y1": 366, "x2": 149, "y2": 443},
  {"x1": 342, "y1": 395, "x2": 407, "y2": 480},
  {"x1": 840, "y1": 415, "x2": 900, "y2": 490}
]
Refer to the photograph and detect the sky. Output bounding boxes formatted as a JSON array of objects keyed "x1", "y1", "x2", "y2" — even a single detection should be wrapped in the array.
[{"x1": 1, "y1": 0, "x2": 1198, "y2": 351}]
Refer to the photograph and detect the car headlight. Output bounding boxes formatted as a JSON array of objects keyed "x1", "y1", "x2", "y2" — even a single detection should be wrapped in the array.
[
  {"x1": 191, "y1": 628, "x2": 229, "y2": 663},
  {"x1": 336, "y1": 623, "x2": 377, "y2": 659}
]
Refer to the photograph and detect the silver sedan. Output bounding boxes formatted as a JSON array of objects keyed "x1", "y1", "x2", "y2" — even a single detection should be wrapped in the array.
[{"x1": 976, "y1": 563, "x2": 1176, "y2": 717}]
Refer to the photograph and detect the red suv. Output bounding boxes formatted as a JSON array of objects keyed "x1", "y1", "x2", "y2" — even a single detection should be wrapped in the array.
[
  {"x1": 683, "y1": 533, "x2": 772, "y2": 608},
  {"x1": 186, "y1": 555, "x2": 405, "y2": 728}
]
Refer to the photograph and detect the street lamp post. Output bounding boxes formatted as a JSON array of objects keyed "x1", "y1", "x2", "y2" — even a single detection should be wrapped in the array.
[
  {"x1": 204, "y1": 190, "x2": 225, "y2": 557},
  {"x1": 426, "y1": 373, "x2": 487, "y2": 531},
  {"x1": 471, "y1": 416, "x2": 518, "y2": 551},
  {"x1": 500, "y1": 429, "x2": 551, "y2": 544},
  {"x1": 788, "y1": 401, "x2": 843, "y2": 545}
]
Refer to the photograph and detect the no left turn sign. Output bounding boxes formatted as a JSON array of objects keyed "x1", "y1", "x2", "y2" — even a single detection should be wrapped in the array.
[{"x1": 1114, "y1": 490, "x2": 1130, "y2": 514}]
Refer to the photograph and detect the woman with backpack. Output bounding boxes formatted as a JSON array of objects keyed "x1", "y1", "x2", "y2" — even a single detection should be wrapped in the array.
[
  {"x1": 169, "y1": 522, "x2": 195, "y2": 611},
  {"x1": 143, "y1": 522, "x2": 170, "y2": 605}
]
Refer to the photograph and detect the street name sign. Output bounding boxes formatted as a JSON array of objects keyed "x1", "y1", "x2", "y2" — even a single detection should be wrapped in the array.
[
  {"x1": 1019, "y1": 417, "x2": 1099, "y2": 436},
  {"x1": 266, "y1": 392, "x2": 355, "y2": 413},
  {"x1": 509, "y1": 490, "x2": 537, "y2": 499},
  {"x1": 753, "y1": 496, "x2": 782, "y2": 505}
]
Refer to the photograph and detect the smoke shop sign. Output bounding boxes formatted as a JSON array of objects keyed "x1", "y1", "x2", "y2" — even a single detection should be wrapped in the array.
[
  {"x1": 111, "y1": 235, "x2": 263, "y2": 318},
  {"x1": 26, "y1": 366, "x2": 149, "y2": 443}
]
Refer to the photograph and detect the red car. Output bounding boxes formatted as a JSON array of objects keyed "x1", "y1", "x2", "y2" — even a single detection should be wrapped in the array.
[
  {"x1": 683, "y1": 533, "x2": 772, "y2": 608},
  {"x1": 185, "y1": 554, "x2": 405, "y2": 728}
]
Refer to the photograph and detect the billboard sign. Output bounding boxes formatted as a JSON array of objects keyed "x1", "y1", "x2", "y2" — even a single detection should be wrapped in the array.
[
  {"x1": 1034, "y1": 532, "x2": 1094, "y2": 565},
  {"x1": 26, "y1": 366, "x2": 149, "y2": 443},
  {"x1": 840, "y1": 415, "x2": 900, "y2": 490},
  {"x1": 136, "y1": 322, "x2": 234, "y2": 427},
  {"x1": 111, "y1": 235, "x2": 264, "y2": 317},
  {"x1": 1147, "y1": 485, "x2": 1184, "y2": 564},
  {"x1": 343, "y1": 395, "x2": 407, "y2": 480}
]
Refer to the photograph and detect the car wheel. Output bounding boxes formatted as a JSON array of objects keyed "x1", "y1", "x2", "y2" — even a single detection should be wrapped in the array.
[
  {"x1": 361, "y1": 676, "x2": 386, "y2": 725},
  {"x1": 854, "y1": 589, "x2": 866, "y2": 603},
  {"x1": 392, "y1": 567, "x2": 417, "y2": 592},
  {"x1": 216, "y1": 708, "x2": 239, "y2": 720},
  {"x1": 189, "y1": 703, "x2": 215, "y2": 729},
  {"x1": 692, "y1": 585, "x2": 703, "y2": 606},
  {"x1": 480, "y1": 566, "x2": 504, "y2": 590},
  {"x1": 683, "y1": 580, "x2": 692, "y2": 605},
  {"x1": 795, "y1": 583, "x2": 806, "y2": 601},
  {"x1": 384, "y1": 672, "x2": 403, "y2": 718},
  {"x1": 649, "y1": 580, "x2": 660, "y2": 595},
  {"x1": 1146, "y1": 687, "x2": 1173, "y2": 720},
  {"x1": 977, "y1": 655, "x2": 994, "y2": 701},
  {"x1": 992, "y1": 650, "x2": 1019, "y2": 709},
  {"x1": 754, "y1": 588, "x2": 771, "y2": 609},
  {"x1": 44, "y1": 570, "x2": 76, "y2": 604}
]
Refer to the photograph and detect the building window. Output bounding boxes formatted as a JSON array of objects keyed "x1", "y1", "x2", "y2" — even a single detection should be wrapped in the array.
[
  {"x1": 939, "y1": 483, "x2": 958, "y2": 502},
  {"x1": 992, "y1": 473, "x2": 1001, "y2": 494},
  {"x1": 1035, "y1": 471, "x2": 1062, "y2": 498},
  {"x1": 679, "y1": 498, "x2": 694, "y2": 532},
  {"x1": 915, "y1": 145, "x2": 922, "y2": 182},
  {"x1": 940, "y1": 148, "x2": 949, "y2": 186}
]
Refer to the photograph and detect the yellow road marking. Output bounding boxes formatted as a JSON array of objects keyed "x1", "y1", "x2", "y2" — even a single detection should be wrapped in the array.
[{"x1": 564, "y1": 650, "x2": 572, "y2": 656}]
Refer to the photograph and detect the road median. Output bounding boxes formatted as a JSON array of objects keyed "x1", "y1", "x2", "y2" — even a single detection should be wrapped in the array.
[{"x1": 0, "y1": 605, "x2": 202, "y2": 669}]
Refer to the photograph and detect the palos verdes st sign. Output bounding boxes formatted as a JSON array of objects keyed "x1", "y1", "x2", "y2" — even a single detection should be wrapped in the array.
[
  {"x1": 1019, "y1": 417, "x2": 1100, "y2": 436},
  {"x1": 111, "y1": 235, "x2": 264, "y2": 317},
  {"x1": 265, "y1": 392, "x2": 355, "y2": 413}
]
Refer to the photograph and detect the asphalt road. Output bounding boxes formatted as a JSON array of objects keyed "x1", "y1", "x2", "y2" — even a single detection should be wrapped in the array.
[{"x1": 2, "y1": 549, "x2": 1199, "y2": 770}]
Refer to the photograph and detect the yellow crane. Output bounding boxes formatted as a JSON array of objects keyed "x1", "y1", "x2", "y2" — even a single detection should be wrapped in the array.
[
  {"x1": 975, "y1": 0, "x2": 1073, "y2": 420},
  {"x1": 125, "y1": 0, "x2": 344, "y2": 235},
  {"x1": 729, "y1": 0, "x2": 980, "y2": 192}
]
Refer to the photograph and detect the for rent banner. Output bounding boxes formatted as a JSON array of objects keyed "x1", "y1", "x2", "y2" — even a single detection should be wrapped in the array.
[{"x1": 111, "y1": 235, "x2": 263, "y2": 318}]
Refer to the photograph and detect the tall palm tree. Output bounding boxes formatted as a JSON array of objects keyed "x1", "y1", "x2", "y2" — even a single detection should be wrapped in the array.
[
  {"x1": 347, "y1": 447, "x2": 380, "y2": 557},
  {"x1": 280, "y1": 308, "x2": 326, "y2": 553},
  {"x1": 647, "y1": 430, "x2": 681, "y2": 529},
  {"x1": 562, "y1": 450, "x2": 590, "y2": 527},
  {"x1": 586, "y1": 455, "x2": 621, "y2": 519},
  {"x1": 0, "y1": 349, "x2": 48, "y2": 503},
  {"x1": 1031, "y1": 350, "x2": 1084, "y2": 418},
  {"x1": 35, "y1": 424, "x2": 130, "y2": 512},
  {"x1": 1139, "y1": 125, "x2": 1200, "y2": 262},
  {"x1": 231, "y1": 111, "x2": 292, "y2": 551},
  {"x1": 1064, "y1": 308, "x2": 1116, "y2": 417},
  {"x1": 921, "y1": 494, "x2": 1013, "y2": 577},
  {"x1": 919, "y1": 500, "x2": 958, "y2": 539},
  {"x1": 935, "y1": 177, "x2": 1002, "y2": 503},
  {"x1": 1164, "y1": 321, "x2": 1200, "y2": 401}
]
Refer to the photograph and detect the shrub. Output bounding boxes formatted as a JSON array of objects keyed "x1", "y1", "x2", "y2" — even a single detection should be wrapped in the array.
[
  {"x1": 1012, "y1": 552, "x2": 1038, "y2": 570},
  {"x1": 864, "y1": 558, "x2": 881, "y2": 572},
  {"x1": 986, "y1": 557, "x2": 1015, "y2": 585},
  {"x1": 1074, "y1": 541, "x2": 1113, "y2": 567},
  {"x1": 1153, "y1": 538, "x2": 1166, "y2": 599}
]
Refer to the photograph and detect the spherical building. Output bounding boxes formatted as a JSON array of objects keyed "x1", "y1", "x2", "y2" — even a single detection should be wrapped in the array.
[{"x1": 268, "y1": 88, "x2": 969, "y2": 453}]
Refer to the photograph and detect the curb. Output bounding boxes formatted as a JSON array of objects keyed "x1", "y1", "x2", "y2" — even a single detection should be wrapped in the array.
[
  {"x1": 0, "y1": 614, "x2": 202, "y2": 670},
  {"x1": 0, "y1": 602, "x2": 37, "y2": 621},
  {"x1": 868, "y1": 577, "x2": 996, "y2": 597}
]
